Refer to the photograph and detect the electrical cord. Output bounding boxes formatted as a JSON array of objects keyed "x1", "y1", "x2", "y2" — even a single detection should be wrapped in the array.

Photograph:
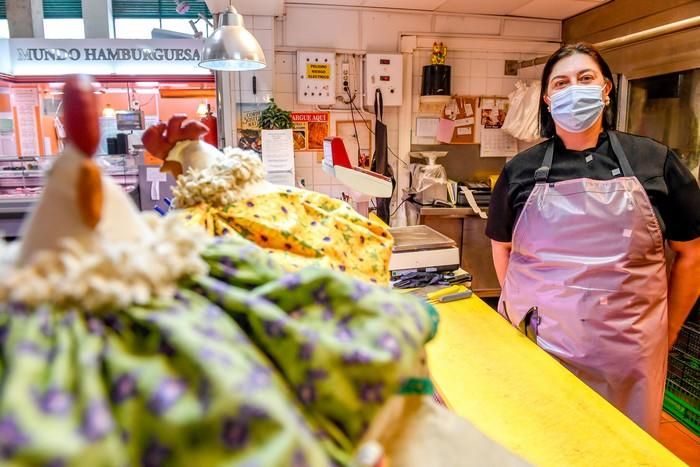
[
  {"x1": 348, "y1": 98, "x2": 410, "y2": 169},
  {"x1": 390, "y1": 198, "x2": 408, "y2": 217}
]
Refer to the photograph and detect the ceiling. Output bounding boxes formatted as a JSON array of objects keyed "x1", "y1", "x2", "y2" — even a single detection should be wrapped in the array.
[{"x1": 283, "y1": 0, "x2": 611, "y2": 20}]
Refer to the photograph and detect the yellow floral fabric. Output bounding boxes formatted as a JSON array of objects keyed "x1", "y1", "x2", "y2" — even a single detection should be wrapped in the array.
[{"x1": 178, "y1": 188, "x2": 394, "y2": 284}]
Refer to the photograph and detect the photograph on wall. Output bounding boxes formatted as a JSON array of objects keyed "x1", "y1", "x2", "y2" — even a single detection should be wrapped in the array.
[
  {"x1": 236, "y1": 104, "x2": 262, "y2": 153},
  {"x1": 291, "y1": 112, "x2": 330, "y2": 151}
]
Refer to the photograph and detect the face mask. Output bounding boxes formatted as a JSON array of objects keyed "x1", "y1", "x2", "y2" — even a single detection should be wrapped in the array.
[{"x1": 549, "y1": 84, "x2": 605, "y2": 133}]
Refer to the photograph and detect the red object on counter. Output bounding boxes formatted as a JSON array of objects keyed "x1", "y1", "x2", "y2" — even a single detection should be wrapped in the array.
[{"x1": 201, "y1": 105, "x2": 218, "y2": 147}]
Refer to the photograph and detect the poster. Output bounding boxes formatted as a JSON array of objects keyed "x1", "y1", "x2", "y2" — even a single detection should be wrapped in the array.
[
  {"x1": 13, "y1": 88, "x2": 40, "y2": 156},
  {"x1": 236, "y1": 104, "x2": 262, "y2": 153},
  {"x1": 479, "y1": 97, "x2": 518, "y2": 158},
  {"x1": 437, "y1": 96, "x2": 477, "y2": 144},
  {"x1": 291, "y1": 112, "x2": 330, "y2": 151}
]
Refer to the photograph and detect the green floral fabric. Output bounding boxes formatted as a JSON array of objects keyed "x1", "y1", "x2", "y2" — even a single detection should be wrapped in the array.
[{"x1": 0, "y1": 236, "x2": 436, "y2": 466}]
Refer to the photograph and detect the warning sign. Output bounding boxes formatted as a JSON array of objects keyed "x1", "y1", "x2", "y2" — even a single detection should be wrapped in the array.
[{"x1": 306, "y1": 63, "x2": 331, "y2": 80}]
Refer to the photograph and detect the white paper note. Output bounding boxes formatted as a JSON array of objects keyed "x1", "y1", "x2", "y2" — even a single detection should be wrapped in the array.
[{"x1": 262, "y1": 129, "x2": 294, "y2": 172}]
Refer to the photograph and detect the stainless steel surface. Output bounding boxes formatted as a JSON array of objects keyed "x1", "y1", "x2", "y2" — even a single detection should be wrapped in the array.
[
  {"x1": 507, "y1": 16, "x2": 700, "y2": 73},
  {"x1": 199, "y1": 6, "x2": 266, "y2": 71},
  {"x1": 418, "y1": 206, "x2": 476, "y2": 217},
  {"x1": 390, "y1": 224, "x2": 456, "y2": 252}
]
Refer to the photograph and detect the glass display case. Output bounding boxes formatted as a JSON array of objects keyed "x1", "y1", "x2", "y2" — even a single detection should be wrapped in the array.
[{"x1": 0, "y1": 153, "x2": 140, "y2": 238}]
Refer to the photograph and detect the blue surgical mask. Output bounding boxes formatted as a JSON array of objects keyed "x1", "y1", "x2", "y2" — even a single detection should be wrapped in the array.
[{"x1": 550, "y1": 84, "x2": 605, "y2": 133}]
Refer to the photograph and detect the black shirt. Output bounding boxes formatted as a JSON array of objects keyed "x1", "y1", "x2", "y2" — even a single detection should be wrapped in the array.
[{"x1": 485, "y1": 131, "x2": 700, "y2": 243}]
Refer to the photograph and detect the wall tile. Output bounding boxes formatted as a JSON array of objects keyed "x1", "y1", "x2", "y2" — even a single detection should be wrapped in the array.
[
  {"x1": 295, "y1": 167, "x2": 313, "y2": 187},
  {"x1": 452, "y1": 59, "x2": 470, "y2": 77},
  {"x1": 313, "y1": 165, "x2": 333, "y2": 185},
  {"x1": 486, "y1": 78, "x2": 503, "y2": 96},
  {"x1": 274, "y1": 73, "x2": 295, "y2": 94},
  {"x1": 487, "y1": 59, "x2": 505, "y2": 78},
  {"x1": 469, "y1": 77, "x2": 487, "y2": 95},
  {"x1": 314, "y1": 184, "x2": 333, "y2": 196},
  {"x1": 295, "y1": 151, "x2": 314, "y2": 168},
  {"x1": 471, "y1": 60, "x2": 488, "y2": 78},
  {"x1": 274, "y1": 92, "x2": 294, "y2": 110},
  {"x1": 253, "y1": 16, "x2": 274, "y2": 30},
  {"x1": 275, "y1": 54, "x2": 294, "y2": 74},
  {"x1": 254, "y1": 29, "x2": 274, "y2": 52}
]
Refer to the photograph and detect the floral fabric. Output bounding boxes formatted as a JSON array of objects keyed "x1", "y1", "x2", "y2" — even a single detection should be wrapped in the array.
[
  {"x1": 0, "y1": 236, "x2": 435, "y2": 466},
  {"x1": 178, "y1": 188, "x2": 394, "y2": 285}
]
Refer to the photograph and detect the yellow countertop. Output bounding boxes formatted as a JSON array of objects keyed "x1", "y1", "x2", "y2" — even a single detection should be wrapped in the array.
[{"x1": 426, "y1": 295, "x2": 685, "y2": 467}]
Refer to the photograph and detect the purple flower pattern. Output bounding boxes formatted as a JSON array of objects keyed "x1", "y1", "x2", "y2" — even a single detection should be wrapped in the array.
[
  {"x1": 297, "y1": 383, "x2": 316, "y2": 405},
  {"x1": 35, "y1": 387, "x2": 72, "y2": 415},
  {"x1": 0, "y1": 416, "x2": 29, "y2": 458},
  {"x1": 148, "y1": 379, "x2": 187, "y2": 415},
  {"x1": 142, "y1": 438, "x2": 171, "y2": 467},
  {"x1": 377, "y1": 333, "x2": 402, "y2": 361},
  {"x1": 359, "y1": 382, "x2": 385, "y2": 404},
  {"x1": 342, "y1": 350, "x2": 373, "y2": 365},
  {"x1": 298, "y1": 342, "x2": 315, "y2": 360},
  {"x1": 110, "y1": 373, "x2": 138, "y2": 404},
  {"x1": 263, "y1": 320, "x2": 285, "y2": 338},
  {"x1": 293, "y1": 449, "x2": 308, "y2": 467},
  {"x1": 221, "y1": 417, "x2": 249, "y2": 449},
  {"x1": 80, "y1": 402, "x2": 113, "y2": 441}
]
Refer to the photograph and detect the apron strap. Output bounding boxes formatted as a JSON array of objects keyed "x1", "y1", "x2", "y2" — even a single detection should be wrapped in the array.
[
  {"x1": 374, "y1": 89, "x2": 384, "y2": 122},
  {"x1": 534, "y1": 131, "x2": 634, "y2": 183},
  {"x1": 607, "y1": 131, "x2": 634, "y2": 177},
  {"x1": 534, "y1": 140, "x2": 555, "y2": 183}
]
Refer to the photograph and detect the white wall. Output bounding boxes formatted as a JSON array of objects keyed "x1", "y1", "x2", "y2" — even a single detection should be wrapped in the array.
[{"x1": 262, "y1": 4, "x2": 560, "y2": 213}]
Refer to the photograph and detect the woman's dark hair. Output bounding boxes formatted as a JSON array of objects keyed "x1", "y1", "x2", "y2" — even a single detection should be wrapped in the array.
[{"x1": 538, "y1": 42, "x2": 617, "y2": 138}]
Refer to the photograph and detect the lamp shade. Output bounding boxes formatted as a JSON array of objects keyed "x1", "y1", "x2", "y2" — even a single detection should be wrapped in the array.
[{"x1": 199, "y1": 6, "x2": 266, "y2": 71}]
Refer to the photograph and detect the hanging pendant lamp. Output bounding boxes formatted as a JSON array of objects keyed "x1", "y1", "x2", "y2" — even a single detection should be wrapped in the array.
[{"x1": 199, "y1": 5, "x2": 266, "y2": 71}]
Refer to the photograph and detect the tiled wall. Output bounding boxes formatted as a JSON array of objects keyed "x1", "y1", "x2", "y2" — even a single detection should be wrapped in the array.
[
  {"x1": 233, "y1": 6, "x2": 558, "y2": 200},
  {"x1": 411, "y1": 49, "x2": 545, "y2": 146}
]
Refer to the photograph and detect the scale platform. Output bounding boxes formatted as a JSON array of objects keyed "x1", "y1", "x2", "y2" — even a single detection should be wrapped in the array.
[{"x1": 389, "y1": 225, "x2": 460, "y2": 272}]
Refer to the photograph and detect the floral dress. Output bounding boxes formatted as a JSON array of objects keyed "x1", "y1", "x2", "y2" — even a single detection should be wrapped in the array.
[
  {"x1": 0, "y1": 235, "x2": 436, "y2": 466},
  {"x1": 178, "y1": 188, "x2": 394, "y2": 285}
]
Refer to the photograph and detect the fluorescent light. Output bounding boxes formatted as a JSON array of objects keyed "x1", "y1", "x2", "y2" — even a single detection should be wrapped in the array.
[
  {"x1": 135, "y1": 81, "x2": 159, "y2": 87},
  {"x1": 199, "y1": 6, "x2": 266, "y2": 71}
]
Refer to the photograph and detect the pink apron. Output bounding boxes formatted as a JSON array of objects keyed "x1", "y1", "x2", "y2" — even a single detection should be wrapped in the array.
[{"x1": 499, "y1": 132, "x2": 668, "y2": 436}]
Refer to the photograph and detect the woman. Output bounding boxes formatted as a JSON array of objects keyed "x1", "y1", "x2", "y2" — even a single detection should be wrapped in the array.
[{"x1": 486, "y1": 43, "x2": 700, "y2": 436}]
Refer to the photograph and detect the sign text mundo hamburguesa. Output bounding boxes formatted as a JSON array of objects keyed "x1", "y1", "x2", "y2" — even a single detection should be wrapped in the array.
[{"x1": 15, "y1": 47, "x2": 202, "y2": 62}]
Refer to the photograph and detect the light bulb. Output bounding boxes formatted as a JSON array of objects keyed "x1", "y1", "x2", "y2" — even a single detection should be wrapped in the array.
[
  {"x1": 102, "y1": 104, "x2": 116, "y2": 117},
  {"x1": 196, "y1": 102, "x2": 209, "y2": 117}
]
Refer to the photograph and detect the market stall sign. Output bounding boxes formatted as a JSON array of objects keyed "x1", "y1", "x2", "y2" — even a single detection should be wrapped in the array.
[
  {"x1": 1, "y1": 39, "x2": 209, "y2": 76},
  {"x1": 291, "y1": 112, "x2": 330, "y2": 151}
]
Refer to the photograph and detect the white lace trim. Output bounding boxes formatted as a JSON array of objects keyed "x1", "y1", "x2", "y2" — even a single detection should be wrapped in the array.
[
  {"x1": 0, "y1": 214, "x2": 211, "y2": 309},
  {"x1": 172, "y1": 147, "x2": 267, "y2": 208}
]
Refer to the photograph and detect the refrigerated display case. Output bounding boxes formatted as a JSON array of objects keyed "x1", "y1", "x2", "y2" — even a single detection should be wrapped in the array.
[{"x1": 0, "y1": 154, "x2": 140, "y2": 238}]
